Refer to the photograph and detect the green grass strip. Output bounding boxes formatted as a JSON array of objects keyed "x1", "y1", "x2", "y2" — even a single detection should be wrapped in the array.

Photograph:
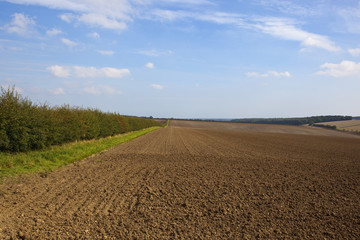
[
  {"x1": 0, "y1": 126, "x2": 161, "y2": 181},
  {"x1": 163, "y1": 119, "x2": 170, "y2": 128}
]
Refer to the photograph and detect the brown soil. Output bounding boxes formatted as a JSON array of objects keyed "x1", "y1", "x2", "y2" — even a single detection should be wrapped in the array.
[{"x1": 1, "y1": 120, "x2": 360, "y2": 239}]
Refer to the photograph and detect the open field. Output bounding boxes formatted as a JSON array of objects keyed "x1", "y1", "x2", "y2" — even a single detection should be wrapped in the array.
[
  {"x1": 173, "y1": 120, "x2": 360, "y2": 137},
  {"x1": 316, "y1": 119, "x2": 360, "y2": 132},
  {"x1": 1, "y1": 120, "x2": 360, "y2": 239}
]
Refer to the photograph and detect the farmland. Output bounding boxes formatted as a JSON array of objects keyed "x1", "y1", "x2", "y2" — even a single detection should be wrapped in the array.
[
  {"x1": 1, "y1": 120, "x2": 359, "y2": 239},
  {"x1": 315, "y1": 119, "x2": 360, "y2": 132}
]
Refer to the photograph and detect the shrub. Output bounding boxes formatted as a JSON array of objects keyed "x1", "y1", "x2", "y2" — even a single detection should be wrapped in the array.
[{"x1": 0, "y1": 86, "x2": 161, "y2": 152}]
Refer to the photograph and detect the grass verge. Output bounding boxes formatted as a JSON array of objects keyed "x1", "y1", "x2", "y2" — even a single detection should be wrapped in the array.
[{"x1": 0, "y1": 126, "x2": 161, "y2": 182}]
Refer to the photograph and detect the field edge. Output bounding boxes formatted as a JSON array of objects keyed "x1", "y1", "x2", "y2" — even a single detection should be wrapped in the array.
[{"x1": 0, "y1": 125, "x2": 163, "y2": 182}]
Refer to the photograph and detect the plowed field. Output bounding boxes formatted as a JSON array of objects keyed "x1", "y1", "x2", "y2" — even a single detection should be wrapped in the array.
[{"x1": 1, "y1": 120, "x2": 360, "y2": 239}]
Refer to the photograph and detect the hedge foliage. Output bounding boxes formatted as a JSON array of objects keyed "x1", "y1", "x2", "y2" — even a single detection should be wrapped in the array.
[{"x1": 0, "y1": 86, "x2": 161, "y2": 152}]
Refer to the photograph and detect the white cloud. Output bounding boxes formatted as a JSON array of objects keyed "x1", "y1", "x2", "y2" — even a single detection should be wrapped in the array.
[
  {"x1": 138, "y1": 49, "x2": 173, "y2": 57},
  {"x1": 59, "y1": 13, "x2": 75, "y2": 23},
  {"x1": 349, "y1": 48, "x2": 360, "y2": 57},
  {"x1": 247, "y1": 72, "x2": 268, "y2": 77},
  {"x1": 46, "y1": 28, "x2": 62, "y2": 36},
  {"x1": 88, "y1": 32, "x2": 100, "y2": 38},
  {"x1": 61, "y1": 38, "x2": 77, "y2": 47},
  {"x1": 73, "y1": 66, "x2": 99, "y2": 78},
  {"x1": 47, "y1": 65, "x2": 130, "y2": 78},
  {"x1": 317, "y1": 60, "x2": 360, "y2": 77},
  {"x1": 247, "y1": 70, "x2": 291, "y2": 78},
  {"x1": 151, "y1": 84, "x2": 164, "y2": 90},
  {"x1": 32, "y1": 0, "x2": 132, "y2": 31},
  {"x1": 147, "y1": 9, "x2": 339, "y2": 52},
  {"x1": 50, "y1": 88, "x2": 65, "y2": 95},
  {"x1": 98, "y1": 50, "x2": 114, "y2": 56},
  {"x1": 101, "y1": 67, "x2": 130, "y2": 78},
  {"x1": 47, "y1": 65, "x2": 70, "y2": 78},
  {"x1": 145, "y1": 62, "x2": 154, "y2": 69},
  {"x1": 268, "y1": 71, "x2": 291, "y2": 77},
  {"x1": 78, "y1": 13, "x2": 127, "y2": 30},
  {"x1": 6, "y1": 13, "x2": 36, "y2": 36},
  {"x1": 84, "y1": 85, "x2": 122, "y2": 95},
  {"x1": 253, "y1": 17, "x2": 340, "y2": 52}
]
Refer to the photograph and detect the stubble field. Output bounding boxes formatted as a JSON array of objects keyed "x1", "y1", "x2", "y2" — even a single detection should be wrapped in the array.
[
  {"x1": 316, "y1": 119, "x2": 360, "y2": 132},
  {"x1": 1, "y1": 120, "x2": 360, "y2": 239}
]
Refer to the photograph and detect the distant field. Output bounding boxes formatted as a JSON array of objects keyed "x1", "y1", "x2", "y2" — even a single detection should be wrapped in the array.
[
  {"x1": 173, "y1": 120, "x2": 360, "y2": 138},
  {"x1": 317, "y1": 119, "x2": 360, "y2": 132}
]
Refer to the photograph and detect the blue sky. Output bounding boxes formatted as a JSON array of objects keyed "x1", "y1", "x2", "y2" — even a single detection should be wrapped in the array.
[{"x1": 0, "y1": 0, "x2": 359, "y2": 118}]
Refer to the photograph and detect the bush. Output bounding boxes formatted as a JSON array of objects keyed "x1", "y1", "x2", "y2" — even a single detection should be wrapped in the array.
[{"x1": 0, "y1": 86, "x2": 161, "y2": 152}]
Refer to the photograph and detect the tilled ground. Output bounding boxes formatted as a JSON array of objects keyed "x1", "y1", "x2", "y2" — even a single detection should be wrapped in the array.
[{"x1": 1, "y1": 120, "x2": 360, "y2": 239}]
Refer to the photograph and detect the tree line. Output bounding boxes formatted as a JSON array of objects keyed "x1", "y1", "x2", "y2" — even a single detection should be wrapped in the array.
[
  {"x1": 0, "y1": 87, "x2": 162, "y2": 152},
  {"x1": 231, "y1": 115, "x2": 352, "y2": 126}
]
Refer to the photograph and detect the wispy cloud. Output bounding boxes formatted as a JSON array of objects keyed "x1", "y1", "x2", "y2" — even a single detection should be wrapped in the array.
[
  {"x1": 49, "y1": 88, "x2": 65, "y2": 95},
  {"x1": 247, "y1": 70, "x2": 291, "y2": 78},
  {"x1": 47, "y1": 65, "x2": 130, "y2": 78},
  {"x1": 98, "y1": 50, "x2": 114, "y2": 56},
  {"x1": 138, "y1": 49, "x2": 173, "y2": 57},
  {"x1": 338, "y1": 3, "x2": 360, "y2": 34},
  {"x1": 2, "y1": 1, "x2": 340, "y2": 52},
  {"x1": 74, "y1": 66, "x2": 130, "y2": 78},
  {"x1": 6, "y1": 13, "x2": 37, "y2": 37},
  {"x1": 59, "y1": 13, "x2": 75, "y2": 23},
  {"x1": 46, "y1": 28, "x2": 63, "y2": 36},
  {"x1": 147, "y1": 8, "x2": 339, "y2": 52},
  {"x1": 84, "y1": 85, "x2": 122, "y2": 95},
  {"x1": 87, "y1": 32, "x2": 100, "y2": 38},
  {"x1": 251, "y1": 17, "x2": 340, "y2": 52},
  {"x1": 77, "y1": 13, "x2": 127, "y2": 30},
  {"x1": 50, "y1": 0, "x2": 131, "y2": 31},
  {"x1": 317, "y1": 60, "x2": 360, "y2": 77},
  {"x1": 349, "y1": 48, "x2": 360, "y2": 57},
  {"x1": 253, "y1": 0, "x2": 318, "y2": 16},
  {"x1": 61, "y1": 38, "x2": 77, "y2": 47},
  {"x1": 151, "y1": 84, "x2": 164, "y2": 90},
  {"x1": 6, "y1": 0, "x2": 132, "y2": 31},
  {"x1": 145, "y1": 62, "x2": 154, "y2": 69}
]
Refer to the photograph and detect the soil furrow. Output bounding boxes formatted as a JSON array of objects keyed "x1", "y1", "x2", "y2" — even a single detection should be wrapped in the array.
[{"x1": 1, "y1": 120, "x2": 360, "y2": 239}]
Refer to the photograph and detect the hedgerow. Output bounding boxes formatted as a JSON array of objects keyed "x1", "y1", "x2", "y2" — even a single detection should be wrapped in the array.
[{"x1": 0, "y1": 86, "x2": 161, "y2": 152}]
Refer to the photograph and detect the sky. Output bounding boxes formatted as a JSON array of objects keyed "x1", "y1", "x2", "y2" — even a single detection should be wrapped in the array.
[{"x1": 0, "y1": 0, "x2": 359, "y2": 118}]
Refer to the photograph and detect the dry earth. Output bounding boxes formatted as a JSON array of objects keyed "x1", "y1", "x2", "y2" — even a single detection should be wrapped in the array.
[{"x1": 1, "y1": 120, "x2": 360, "y2": 239}]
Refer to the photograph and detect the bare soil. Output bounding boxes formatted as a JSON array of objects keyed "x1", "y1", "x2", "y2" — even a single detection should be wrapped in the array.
[{"x1": 1, "y1": 120, "x2": 360, "y2": 239}]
